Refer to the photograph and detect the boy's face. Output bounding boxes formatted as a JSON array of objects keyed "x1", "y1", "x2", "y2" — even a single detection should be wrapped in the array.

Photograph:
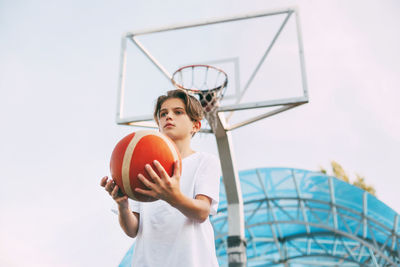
[{"x1": 158, "y1": 98, "x2": 200, "y2": 141}]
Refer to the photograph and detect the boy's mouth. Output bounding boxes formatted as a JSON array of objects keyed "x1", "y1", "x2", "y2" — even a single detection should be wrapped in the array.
[{"x1": 164, "y1": 123, "x2": 175, "y2": 128}]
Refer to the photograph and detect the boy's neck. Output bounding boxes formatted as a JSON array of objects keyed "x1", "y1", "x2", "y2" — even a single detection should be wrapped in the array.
[{"x1": 174, "y1": 139, "x2": 195, "y2": 159}]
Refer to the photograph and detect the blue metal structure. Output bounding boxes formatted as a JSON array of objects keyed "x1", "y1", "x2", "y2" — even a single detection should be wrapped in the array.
[{"x1": 119, "y1": 167, "x2": 400, "y2": 267}]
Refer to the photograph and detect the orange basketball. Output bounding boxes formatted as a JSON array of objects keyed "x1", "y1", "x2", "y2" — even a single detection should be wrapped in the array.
[{"x1": 110, "y1": 130, "x2": 181, "y2": 202}]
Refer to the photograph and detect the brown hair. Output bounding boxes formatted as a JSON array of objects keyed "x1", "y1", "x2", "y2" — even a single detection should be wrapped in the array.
[{"x1": 153, "y1": 89, "x2": 204, "y2": 125}]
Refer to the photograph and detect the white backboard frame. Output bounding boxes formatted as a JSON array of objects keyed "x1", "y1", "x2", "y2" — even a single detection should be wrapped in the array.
[{"x1": 116, "y1": 7, "x2": 309, "y2": 133}]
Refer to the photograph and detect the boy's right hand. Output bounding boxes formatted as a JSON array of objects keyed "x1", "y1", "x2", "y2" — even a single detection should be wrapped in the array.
[{"x1": 100, "y1": 176, "x2": 129, "y2": 209}]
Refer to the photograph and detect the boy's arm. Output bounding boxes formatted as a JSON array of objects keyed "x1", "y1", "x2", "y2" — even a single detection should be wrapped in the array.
[
  {"x1": 135, "y1": 161, "x2": 212, "y2": 222},
  {"x1": 171, "y1": 194, "x2": 212, "y2": 222},
  {"x1": 118, "y1": 207, "x2": 140, "y2": 238},
  {"x1": 100, "y1": 176, "x2": 140, "y2": 238}
]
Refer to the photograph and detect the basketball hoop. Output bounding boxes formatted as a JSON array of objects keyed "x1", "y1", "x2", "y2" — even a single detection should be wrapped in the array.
[{"x1": 171, "y1": 64, "x2": 228, "y2": 132}]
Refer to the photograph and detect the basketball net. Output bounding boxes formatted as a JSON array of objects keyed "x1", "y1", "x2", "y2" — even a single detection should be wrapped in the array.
[{"x1": 171, "y1": 65, "x2": 228, "y2": 133}]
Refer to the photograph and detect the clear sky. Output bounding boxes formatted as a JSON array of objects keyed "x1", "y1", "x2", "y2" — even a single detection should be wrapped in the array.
[{"x1": 1, "y1": 0, "x2": 399, "y2": 266}]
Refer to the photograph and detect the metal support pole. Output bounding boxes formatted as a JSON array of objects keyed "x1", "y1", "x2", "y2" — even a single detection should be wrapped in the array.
[{"x1": 212, "y1": 113, "x2": 247, "y2": 266}]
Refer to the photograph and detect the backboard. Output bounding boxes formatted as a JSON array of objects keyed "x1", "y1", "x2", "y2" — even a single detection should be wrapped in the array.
[{"x1": 116, "y1": 7, "x2": 308, "y2": 133}]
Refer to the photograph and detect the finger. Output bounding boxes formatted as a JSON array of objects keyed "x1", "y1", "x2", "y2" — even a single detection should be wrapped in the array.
[
  {"x1": 110, "y1": 186, "x2": 118, "y2": 198},
  {"x1": 144, "y1": 164, "x2": 161, "y2": 184},
  {"x1": 111, "y1": 185, "x2": 119, "y2": 198},
  {"x1": 135, "y1": 187, "x2": 157, "y2": 199},
  {"x1": 105, "y1": 180, "x2": 115, "y2": 193},
  {"x1": 153, "y1": 160, "x2": 169, "y2": 179},
  {"x1": 100, "y1": 176, "x2": 108, "y2": 187},
  {"x1": 112, "y1": 185, "x2": 126, "y2": 199},
  {"x1": 138, "y1": 173, "x2": 155, "y2": 189},
  {"x1": 116, "y1": 186, "x2": 125, "y2": 197}
]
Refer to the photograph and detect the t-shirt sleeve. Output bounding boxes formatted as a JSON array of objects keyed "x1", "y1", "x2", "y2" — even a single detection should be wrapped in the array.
[
  {"x1": 194, "y1": 153, "x2": 221, "y2": 215},
  {"x1": 112, "y1": 199, "x2": 141, "y2": 214},
  {"x1": 129, "y1": 198, "x2": 140, "y2": 213}
]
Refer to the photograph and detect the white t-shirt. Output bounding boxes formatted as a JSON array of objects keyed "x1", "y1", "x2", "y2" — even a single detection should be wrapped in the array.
[{"x1": 129, "y1": 151, "x2": 221, "y2": 267}]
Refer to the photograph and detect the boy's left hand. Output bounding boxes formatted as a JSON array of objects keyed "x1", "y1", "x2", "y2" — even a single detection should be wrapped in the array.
[{"x1": 135, "y1": 160, "x2": 183, "y2": 205}]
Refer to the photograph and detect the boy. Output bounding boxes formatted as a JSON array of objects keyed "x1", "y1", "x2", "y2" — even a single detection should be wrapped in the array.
[{"x1": 100, "y1": 89, "x2": 221, "y2": 266}]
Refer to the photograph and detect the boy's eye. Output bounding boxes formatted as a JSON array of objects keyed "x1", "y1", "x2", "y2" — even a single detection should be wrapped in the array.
[{"x1": 160, "y1": 112, "x2": 167, "y2": 117}]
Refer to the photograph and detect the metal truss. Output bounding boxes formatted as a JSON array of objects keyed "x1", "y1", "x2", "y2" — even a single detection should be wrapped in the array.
[{"x1": 211, "y1": 168, "x2": 400, "y2": 267}]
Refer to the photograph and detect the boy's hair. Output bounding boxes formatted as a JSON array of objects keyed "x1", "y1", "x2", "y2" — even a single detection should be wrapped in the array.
[{"x1": 153, "y1": 89, "x2": 204, "y2": 125}]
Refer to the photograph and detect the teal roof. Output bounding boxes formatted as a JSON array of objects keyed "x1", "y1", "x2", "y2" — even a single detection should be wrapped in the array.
[
  {"x1": 120, "y1": 167, "x2": 400, "y2": 267},
  {"x1": 213, "y1": 167, "x2": 400, "y2": 266}
]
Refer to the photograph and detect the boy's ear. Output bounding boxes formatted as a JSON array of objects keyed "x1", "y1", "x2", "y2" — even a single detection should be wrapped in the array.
[{"x1": 193, "y1": 120, "x2": 201, "y2": 133}]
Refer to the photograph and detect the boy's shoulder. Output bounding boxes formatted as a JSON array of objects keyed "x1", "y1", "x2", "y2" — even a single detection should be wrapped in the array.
[
  {"x1": 194, "y1": 151, "x2": 219, "y2": 161},
  {"x1": 183, "y1": 151, "x2": 220, "y2": 166}
]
